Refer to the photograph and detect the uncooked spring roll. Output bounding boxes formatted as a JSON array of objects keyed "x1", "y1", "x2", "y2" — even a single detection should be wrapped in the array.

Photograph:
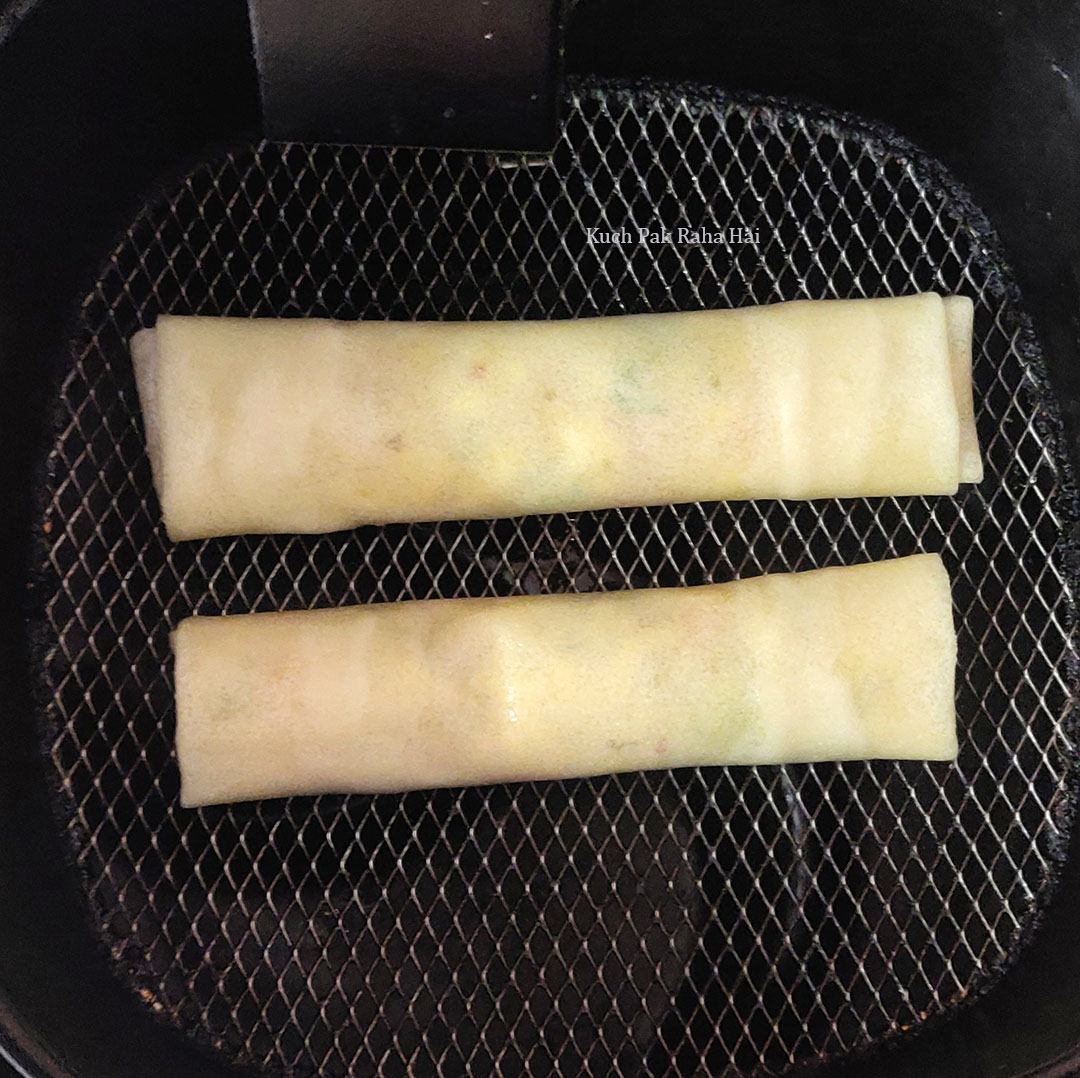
[
  {"x1": 173, "y1": 553, "x2": 958, "y2": 806},
  {"x1": 132, "y1": 293, "x2": 980, "y2": 540}
]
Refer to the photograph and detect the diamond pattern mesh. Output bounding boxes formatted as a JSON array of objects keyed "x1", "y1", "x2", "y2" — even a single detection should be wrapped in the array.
[{"x1": 35, "y1": 79, "x2": 1078, "y2": 1076}]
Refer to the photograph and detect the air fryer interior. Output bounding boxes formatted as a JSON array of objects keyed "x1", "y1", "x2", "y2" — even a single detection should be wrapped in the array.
[{"x1": 2, "y1": 3, "x2": 1080, "y2": 1078}]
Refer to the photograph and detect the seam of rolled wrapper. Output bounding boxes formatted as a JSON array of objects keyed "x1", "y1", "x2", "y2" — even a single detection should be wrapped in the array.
[
  {"x1": 944, "y1": 295, "x2": 983, "y2": 485},
  {"x1": 130, "y1": 326, "x2": 168, "y2": 535}
]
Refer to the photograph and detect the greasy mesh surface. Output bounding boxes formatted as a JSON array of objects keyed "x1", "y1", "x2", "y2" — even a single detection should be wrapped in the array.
[{"x1": 36, "y1": 79, "x2": 1079, "y2": 1076}]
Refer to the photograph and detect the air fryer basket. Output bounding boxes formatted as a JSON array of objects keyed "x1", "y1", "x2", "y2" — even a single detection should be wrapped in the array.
[
  {"x1": 26, "y1": 78, "x2": 1079, "y2": 1077},
  {"x1": 4, "y1": 3, "x2": 1080, "y2": 1078}
]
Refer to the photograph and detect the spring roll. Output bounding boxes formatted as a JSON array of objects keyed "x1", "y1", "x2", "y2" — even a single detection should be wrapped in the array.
[
  {"x1": 173, "y1": 553, "x2": 957, "y2": 806},
  {"x1": 131, "y1": 293, "x2": 979, "y2": 540}
]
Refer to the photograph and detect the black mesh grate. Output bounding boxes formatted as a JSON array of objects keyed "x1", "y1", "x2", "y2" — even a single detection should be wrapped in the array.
[{"x1": 35, "y1": 79, "x2": 1079, "y2": 1076}]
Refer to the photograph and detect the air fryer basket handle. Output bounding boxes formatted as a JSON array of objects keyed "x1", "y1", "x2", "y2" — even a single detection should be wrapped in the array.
[{"x1": 248, "y1": 0, "x2": 564, "y2": 150}]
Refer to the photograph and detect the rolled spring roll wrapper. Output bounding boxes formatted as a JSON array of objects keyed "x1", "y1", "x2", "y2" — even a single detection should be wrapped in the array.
[
  {"x1": 174, "y1": 554, "x2": 958, "y2": 807},
  {"x1": 132, "y1": 293, "x2": 979, "y2": 540}
]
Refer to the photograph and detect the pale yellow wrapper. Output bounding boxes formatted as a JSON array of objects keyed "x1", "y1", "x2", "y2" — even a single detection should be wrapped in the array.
[
  {"x1": 173, "y1": 554, "x2": 958, "y2": 806},
  {"x1": 132, "y1": 294, "x2": 979, "y2": 540}
]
